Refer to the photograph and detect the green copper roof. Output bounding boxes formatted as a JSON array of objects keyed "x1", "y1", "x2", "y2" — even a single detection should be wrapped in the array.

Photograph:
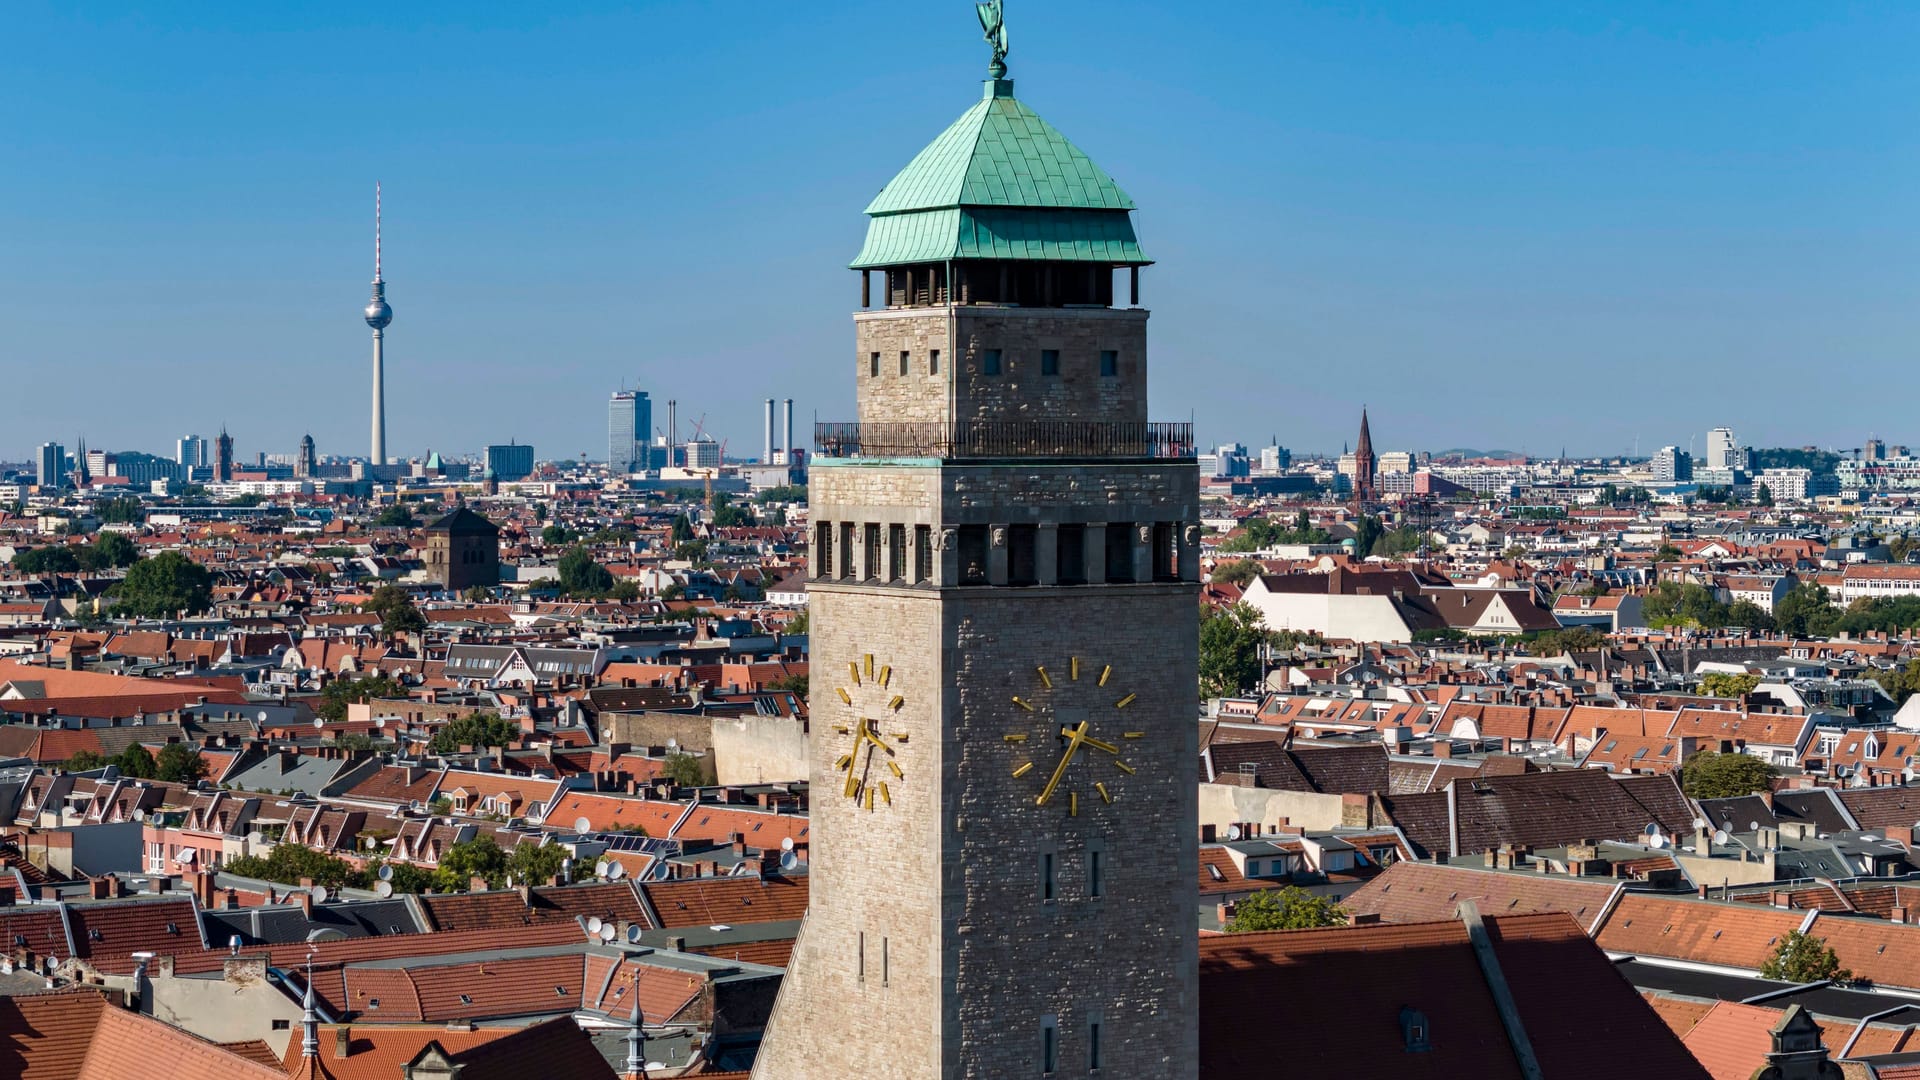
[{"x1": 852, "y1": 79, "x2": 1148, "y2": 269}]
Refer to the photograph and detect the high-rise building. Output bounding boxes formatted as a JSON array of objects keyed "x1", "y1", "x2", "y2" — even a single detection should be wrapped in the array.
[
  {"x1": 1652, "y1": 445, "x2": 1693, "y2": 482},
  {"x1": 176, "y1": 435, "x2": 207, "y2": 469},
  {"x1": 754, "y1": 19, "x2": 1199, "y2": 1079},
  {"x1": 1866, "y1": 438, "x2": 1887, "y2": 462},
  {"x1": 684, "y1": 437, "x2": 722, "y2": 471},
  {"x1": 607, "y1": 390, "x2": 651, "y2": 474},
  {"x1": 215, "y1": 428, "x2": 235, "y2": 482},
  {"x1": 1706, "y1": 426, "x2": 1740, "y2": 471},
  {"x1": 36, "y1": 442, "x2": 64, "y2": 489},
  {"x1": 483, "y1": 442, "x2": 534, "y2": 482},
  {"x1": 365, "y1": 183, "x2": 394, "y2": 465}
]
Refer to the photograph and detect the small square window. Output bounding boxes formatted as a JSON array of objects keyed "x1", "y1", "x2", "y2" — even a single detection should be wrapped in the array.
[
  {"x1": 869, "y1": 352, "x2": 880, "y2": 377},
  {"x1": 1100, "y1": 350, "x2": 1118, "y2": 377},
  {"x1": 982, "y1": 349, "x2": 1002, "y2": 376},
  {"x1": 899, "y1": 350, "x2": 910, "y2": 376},
  {"x1": 1041, "y1": 349, "x2": 1059, "y2": 376},
  {"x1": 930, "y1": 349, "x2": 940, "y2": 375}
]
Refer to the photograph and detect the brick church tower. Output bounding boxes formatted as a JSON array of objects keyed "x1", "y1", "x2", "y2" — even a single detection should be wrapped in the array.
[
  {"x1": 1354, "y1": 407, "x2": 1377, "y2": 504},
  {"x1": 752, "y1": 13, "x2": 1202, "y2": 1080}
]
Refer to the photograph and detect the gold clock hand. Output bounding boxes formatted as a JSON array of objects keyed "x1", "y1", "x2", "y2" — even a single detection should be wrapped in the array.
[
  {"x1": 1081, "y1": 733, "x2": 1121, "y2": 756},
  {"x1": 1037, "y1": 721, "x2": 1089, "y2": 806}
]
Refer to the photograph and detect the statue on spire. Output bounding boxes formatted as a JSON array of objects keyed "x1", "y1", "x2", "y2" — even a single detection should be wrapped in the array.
[{"x1": 977, "y1": 0, "x2": 1009, "y2": 79}]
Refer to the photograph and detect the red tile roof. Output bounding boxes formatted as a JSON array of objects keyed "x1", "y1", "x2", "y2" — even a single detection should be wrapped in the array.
[{"x1": 642, "y1": 875, "x2": 808, "y2": 929}]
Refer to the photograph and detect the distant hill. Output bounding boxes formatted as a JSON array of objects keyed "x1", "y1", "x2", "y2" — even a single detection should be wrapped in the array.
[{"x1": 1750, "y1": 447, "x2": 1842, "y2": 474}]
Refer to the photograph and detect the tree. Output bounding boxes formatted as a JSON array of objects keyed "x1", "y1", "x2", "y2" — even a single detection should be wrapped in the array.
[
  {"x1": 63, "y1": 750, "x2": 108, "y2": 772},
  {"x1": 95, "y1": 497, "x2": 144, "y2": 524},
  {"x1": 434, "y1": 836, "x2": 509, "y2": 891},
  {"x1": 540, "y1": 523, "x2": 573, "y2": 546},
  {"x1": 1210, "y1": 559, "x2": 1262, "y2": 588},
  {"x1": 91, "y1": 532, "x2": 139, "y2": 568},
  {"x1": 155, "y1": 743, "x2": 208, "y2": 784},
  {"x1": 670, "y1": 514, "x2": 693, "y2": 544},
  {"x1": 1528, "y1": 626, "x2": 1608, "y2": 657},
  {"x1": 316, "y1": 673, "x2": 406, "y2": 723},
  {"x1": 1225, "y1": 886, "x2": 1347, "y2": 932},
  {"x1": 673, "y1": 540, "x2": 711, "y2": 564},
  {"x1": 373, "y1": 504, "x2": 416, "y2": 528},
  {"x1": 1699, "y1": 672, "x2": 1761, "y2": 699},
  {"x1": 767, "y1": 673, "x2": 809, "y2": 699},
  {"x1": 1873, "y1": 660, "x2": 1920, "y2": 706},
  {"x1": 1774, "y1": 584, "x2": 1839, "y2": 638},
  {"x1": 1642, "y1": 581, "x2": 1732, "y2": 630},
  {"x1": 557, "y1": 546, "x2": 615, "y2": 597},
  {"x1": 1726, "y1": 600, "x2": 1775, "y2": 631},
  {"x1": 506, "y1": 842, "x2": 569, "y2": 886},
  {"x1": 662, "y1": 752, "x2": 713, "y2": 787},
  {"x1": 463, "y1": 585, "x2": 493, "y2": 602},
  {"x1": 112, "y1": 745, "x2": 157, "y2": 779},
  {"x1": 224, "y1": 845, "x2": 363, "y2": 890},
  {"x1": 362, "y1": 584, "x2": 427, "y2": 636},
  {"x1": 755, "y1": 485, "x2": 807, "y2": 505},
  {"x1": 1760, "y1": 930, "x2": 1850, "y2": 984},
  {"x1": 1680, "y1": 751, "x2": 1777, "y2": 799},
  {"x1": 1653, "y1": 543, "x2": 1684, "y2": 562},
  {"x1": 1755, "y1": 483, "x2": 1775, "y2": 507},
  {"x1": 710, "y1": 493, "x2": 756, "y2": 529},
  {"x1": 113, "y1": 550, "x2": 213, "y2": 617},
  {"x1": 1199, "y1": 602, "x2": 1269, "y2": 699},
  {"x1": 784, "y1": 608, "x2": 809, "y2": 635},
  {"x1": 610, "y1": 579, "x2": 641, "y2": 602},
  {"x1": 428, "y1": 713, "x2": 520, "y2": 754},
  {"x1": 13, "y1": 545, "x2": 81, "y2": 575},
  {"x1": 1350, "y1": 515, "x2": 1384, "y2": 558}
]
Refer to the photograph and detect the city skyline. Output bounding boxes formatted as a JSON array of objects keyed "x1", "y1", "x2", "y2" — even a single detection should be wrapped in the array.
[{"x1": 6, "y1": 2, "x2": 1919, "y2": 459}]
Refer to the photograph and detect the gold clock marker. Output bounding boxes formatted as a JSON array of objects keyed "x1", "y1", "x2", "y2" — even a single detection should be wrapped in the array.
[
  {"x1": 1036, "y1": 665, "x2": 1052, "y2": 688},
  {"x1": 1095, "y1": 782, "x2": 1112, "y2": 804},
  {"x1": 1012, "y1": 761, "x2": 1034, "y2": 778}
]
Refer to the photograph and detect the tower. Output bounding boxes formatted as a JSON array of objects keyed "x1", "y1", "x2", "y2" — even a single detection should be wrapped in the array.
[
  {"x1": 365, "y1": 183, "x2": 394, "y2": 465},
  {"x1": 214, "y1": 428, "x2": 234, "y2": 483},
  {"x1": 296, "y1": 434, "x2": 317, "y2": 478},
  {"x1": 753, "y1": 11, "x2": 1200, "y2": 1079},
  {"x1": 609, "y1": 390, "x2": 647, "y2": 474},
  {"x1": 1354, "y1": 407, "x2": 1377, "y2": 504},
  {"x1": 71, "y1": 438, "x2": 90, "y2": 490}
]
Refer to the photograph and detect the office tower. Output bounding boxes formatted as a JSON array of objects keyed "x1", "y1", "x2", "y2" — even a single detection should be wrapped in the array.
[
  {"x1": 685, "y1": 437, "x2": 722, "y2": 471},
  {"x1": 1706, "y1": 427, "x2": 1738, "y2": 471},
  {"x1": 176, "y1": 435, "x2": 207, "y2": 469},
  {"x1": 483, "y1": 442, "x2": 535, "y2": 482},
  {"x1": 754, "y1": 19, "x2": 1199, "y2": 1079},
  {"x1": 37, "y1": 442, "x2": 64, "y2": 489},
  {"x1": 365, "y1": 183, "x2": 394, "y2": 465},
  {"x1": 1652, "y1": 445, "x2": 1693, "y2": 482},
  {"x1": 608, "y1": 390, "x2": 651, "y2": 474}
]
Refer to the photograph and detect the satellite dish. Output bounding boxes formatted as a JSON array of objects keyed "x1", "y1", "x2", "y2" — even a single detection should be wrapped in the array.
[
  {"x1": 587, "y1": 917, "x2": 605, "y2": 936},
  {"x1": 373, "y1": 880, "x2": 394, "y2": 898},
  {"x1": 1749, "y1": 821, "x2": 1761, "y2": 832},
  {"x1": 246, "y1": 831, "x2": 264, "y2": 846},
  {"x1": 650, "y1": 861, "x2": 671, "y2": 882},
  {"x1": 132, "y1": 809, "x2": 146, "y2": 822},
  {"x1": 626, "y1": 924, "x2": 643, "y2": 944},
  {"x1": 375, "y1": 718, "x2": 386, "y2": 729},
  {"x1": 780, "y1": 837, "x2": 794, "y2": 852},
  {"x1": 1226, "y1": 825, "x2": 1243, "y2": 841},
  {"x1": 780, "y1": 851, "x2": 798, "y2": 871},
  {"x1": 309, "y1": 885, "x2": 328, "y2": 904},
  {"x1": 176, "y1": 848, "x2": 195, "y2": 864},
  {"x1": 598, "y1": 923, "x2": 617, "y2": 943},
  {"x1": 1692, "y1": 817, "x2": 1710, "y2": 830},
  {"x1": 608, "y1": 861, "x2": 627, "y2": 881},
  {"x1": 1713, "y1": 829, "x2": 1729, "y2": 845},
  {"x1": 666, "y1": 739, "x2": 678, "y2": 752},
  {"x1": 1643, "y1": 823, "x2": 1660, "y2": 836},
  {"x1": 257, "y1": 711, "x2": 270, "y2": 723},
  {"x1": 1648, "y1": 834, "x2": 1666, "y2": 849},
  {"x1": 574, "y1": 816, "x2": 592, "y2": 834},
  {"x1": 377, "y1": 864, "x2": 394, "y2": 882},
  {"x1": 594, "y1": 860, "x2": 611, "y2": 880}
]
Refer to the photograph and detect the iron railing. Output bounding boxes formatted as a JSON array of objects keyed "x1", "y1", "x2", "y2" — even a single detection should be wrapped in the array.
[{"x1": 815, "y1": 421, "x2": 1195, "y2": 460}]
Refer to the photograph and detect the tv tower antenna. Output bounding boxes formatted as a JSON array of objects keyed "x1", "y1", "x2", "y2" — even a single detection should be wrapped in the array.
[{"x1": 365, "y1": 182, "x2": 394, "y2": 467}]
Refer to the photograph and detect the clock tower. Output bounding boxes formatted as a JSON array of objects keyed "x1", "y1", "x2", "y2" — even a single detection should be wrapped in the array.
[{"x1": 753, "y1": 17, "x2": 1201, "y2": 1080}]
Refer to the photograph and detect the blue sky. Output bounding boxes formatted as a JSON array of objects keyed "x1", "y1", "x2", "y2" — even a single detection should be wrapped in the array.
[{"x1": 4, "y1": 1, "x2": 1916, "y2": 463}]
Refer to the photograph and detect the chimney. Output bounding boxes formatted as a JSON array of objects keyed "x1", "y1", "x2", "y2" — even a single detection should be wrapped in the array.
[
  {"x1": 763, "y1": 399, "x2": 775, "y2": 465},
  {"x1": 666, "y1": 936, "x2": 686, "y2": 952},
  {"x1": 334, "y1": 1025, "x2": 351, "y2": 1060},
  {"x1": 296, "y1": 888, "x2": 314, "y2": 919},
  {"x1": 731, "y1": 832, "x2": 747, "y2": 856},
  {"x1": 1201, "y1": 824, "x2": 1217, "y2": 843}
]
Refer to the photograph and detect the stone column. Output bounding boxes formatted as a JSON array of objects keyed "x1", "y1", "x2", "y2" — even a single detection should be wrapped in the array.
[
  {"x1": 1131, "y1": 523, "x2": 1153, "y2": 584},
  {"x1": 938, "y1": 528, "x2": 959, "y2": 588},
  {"x1": 988, "y1": 525, "x2": 1010, "y2": 586},
  {"x1": 1084, "y1": 523, "x2": 1107, "y2": 586},
  {"x1": 1178, "y1": 523, "x2": 1202, "y2": 583},
  {"x1": 1035, "y1": 523, "x2": 1059, "y2": 586}
]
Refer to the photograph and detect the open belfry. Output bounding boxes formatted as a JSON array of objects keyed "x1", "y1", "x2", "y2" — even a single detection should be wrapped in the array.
[{"x1": 754, "y1": 5, "x2": 1202, "y2": 1078}]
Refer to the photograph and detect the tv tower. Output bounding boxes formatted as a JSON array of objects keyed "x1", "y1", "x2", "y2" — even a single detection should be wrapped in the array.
[{"x1": 364, "y1": 183, "x2": 393, "y2": 465}]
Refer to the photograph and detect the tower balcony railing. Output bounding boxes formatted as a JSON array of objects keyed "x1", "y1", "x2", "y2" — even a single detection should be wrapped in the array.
[{"x1": 815, "y1": 421, "x2": 1195, "y2": 461}]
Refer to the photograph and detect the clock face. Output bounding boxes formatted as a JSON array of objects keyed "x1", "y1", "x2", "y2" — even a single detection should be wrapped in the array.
[
  {"x1": 831, "y1": 653, "x2": 909, "y2": 811},
  {"x1": 1005, "y1": 657, "x2": 1144, "y2": 816}
]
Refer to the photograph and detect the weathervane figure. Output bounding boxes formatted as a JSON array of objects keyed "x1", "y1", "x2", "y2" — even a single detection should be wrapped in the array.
[{"x1": 977, "y1": 0, "x2": 1008, "y2": 78}]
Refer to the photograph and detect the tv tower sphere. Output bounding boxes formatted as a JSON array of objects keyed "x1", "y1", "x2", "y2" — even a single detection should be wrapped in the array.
[{"x1": 365, "y1": 288, "x2": 392, "y2": 329}]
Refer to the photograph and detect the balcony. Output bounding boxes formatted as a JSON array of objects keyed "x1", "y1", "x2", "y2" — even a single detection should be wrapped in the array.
[{"x1": 815, "y1": 421, "x2": 1195, "y2": 461}]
